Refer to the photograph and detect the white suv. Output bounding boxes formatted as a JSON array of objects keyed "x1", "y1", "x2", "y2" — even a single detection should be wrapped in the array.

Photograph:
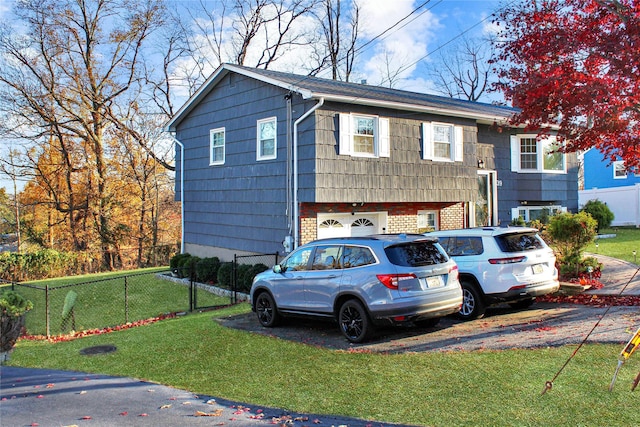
[{"x1": 427, "y1": 227, "x2": 559, "y2": 320}]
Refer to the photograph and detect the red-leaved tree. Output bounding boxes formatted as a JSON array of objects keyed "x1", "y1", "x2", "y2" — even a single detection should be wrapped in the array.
[{"x1": 492, "y1": 0, "x2": 640, "y2": 170}]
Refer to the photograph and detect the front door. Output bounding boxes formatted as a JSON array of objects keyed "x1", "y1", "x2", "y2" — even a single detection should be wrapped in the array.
[{"x1": 476, "y1": 171, "x2": 498, "y2": 226}]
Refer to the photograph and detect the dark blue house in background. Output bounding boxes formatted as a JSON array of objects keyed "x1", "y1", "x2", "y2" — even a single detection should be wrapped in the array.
[{"x1": 165, "y1": 64, "x2": 579, "y2": 260}]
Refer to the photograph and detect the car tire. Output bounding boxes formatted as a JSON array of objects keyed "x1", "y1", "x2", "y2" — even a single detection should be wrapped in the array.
[
  {"x1": 509, "y1": 298, "x2": 535, "y2": 309},
  {"x1": 338, "y1": 299, "x2": 371, "y2": 343},
  {"x1": 457, "y1": 281, "x2": 485, "y2": 320},
  {"x1": 255, "y1": 291, "x2": 280, "y2": 327},
  {"x1": 414, "y1": 317, "x2": 440, "y2": 329}
]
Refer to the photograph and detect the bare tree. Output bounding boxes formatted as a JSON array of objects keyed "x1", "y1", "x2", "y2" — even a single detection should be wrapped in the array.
[
  {"x1": 427, "y1": 35, "x2": 496, "y2": 102},
  {"x1": 0, "y1": 0, "x2": 167, "y2": 268},
  {"x1": 0, "y1": 150, "x2": 26, "y2": 252},
  {"x1": 310, "y1": 0, "x2": 360, "y2": 81}
]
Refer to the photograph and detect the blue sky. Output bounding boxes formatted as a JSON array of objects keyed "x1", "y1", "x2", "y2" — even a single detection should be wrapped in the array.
[{"x1": 0, "y1": 0, "x2": 503, "y2": 192}]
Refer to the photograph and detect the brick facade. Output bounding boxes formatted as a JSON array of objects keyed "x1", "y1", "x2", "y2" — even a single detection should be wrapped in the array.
[{"x1": 298, "y1": 202, "x2": 466, "y2": 245}]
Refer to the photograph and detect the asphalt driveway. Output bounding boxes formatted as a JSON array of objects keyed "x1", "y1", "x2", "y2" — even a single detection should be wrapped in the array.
[{"x1": 217, "y1": 301, "x2": 640, "y2": 353}]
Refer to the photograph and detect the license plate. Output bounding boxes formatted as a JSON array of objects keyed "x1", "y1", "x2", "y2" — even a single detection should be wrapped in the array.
[
  {"x1": 425, "y1": 276, "x2": 444, "y2": 288},
  {"x1": 532, "y1": 264, "x2": 544, "y2": 274}
]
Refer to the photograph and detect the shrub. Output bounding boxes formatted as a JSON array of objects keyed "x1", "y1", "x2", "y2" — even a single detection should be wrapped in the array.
[
  {"x1": 1, "y1": 290, "x2": 33, "y2": 354},
  {"x1": 547, "y1": 211, "x2": 598, "y2": 278},
  {"x1": 247, "y1": 263, "x2": 269, "y2": 283},
  {"x1": 171, "y1": 253, "x2": 193, "y2": 278},
  {"x1": 170, "y1": 253, "x2": 190, "y2": 270},
  {"x1": 184, "y1": 256, "x2": 200, "y2": 279},
  {"x1": 580, "y1": 199, "x2": 614, "y2": 232},
  {"x1": 511, "y1": 216, "x2": 526, "y2": 227},
  {"x1": 236, "y1": 264, "x2": 253, "y2": 292},
  {"x1": 195, "y1": 257, "x2": 220, "y2": 283},
  {"x1": 217, "y1": 262, "x2": 234, "y2": 289}
]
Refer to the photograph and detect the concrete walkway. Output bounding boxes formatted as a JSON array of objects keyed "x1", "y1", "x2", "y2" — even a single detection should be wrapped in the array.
[{"x1": 587, "y1": 254, "x2": 640, "y2": 296}]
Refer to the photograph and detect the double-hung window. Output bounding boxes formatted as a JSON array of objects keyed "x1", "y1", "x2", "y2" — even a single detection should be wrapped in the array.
[
  {"x1": 417, "y1": 210, "x2": 439, "y2": 232},
  {"x1": 209, "y1": 127, "x2": 225, "y2": 165},
  {"x1": 613, "y1": 161, "x2": 627, "y2": 179},
  {"x1": 510, "y1": 134, "x2": 566, "y2": 173},
  {"x1": 339, "y1": 113, "x2": 390, "y2": 158},
  {"x1": 257, "y1": 117, "x2": 277, "y2": 161},
  {"x1": 422, "y1": 122, "x2": 464, "y2": 162}
]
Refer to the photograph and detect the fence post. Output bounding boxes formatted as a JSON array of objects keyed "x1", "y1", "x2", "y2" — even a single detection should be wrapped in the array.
[
  {"x1": 189, "y1": 269, "x2": 194, "y2": 312},
  {"x1": 232, "y1": 255, "x2": 238, "y2": 305},
  {"x1": 45, "y1": 284, "x2": 50, "y2": 339},
  {"x1": 124, "y1": 275, "x2": 129, "y2": 324}
]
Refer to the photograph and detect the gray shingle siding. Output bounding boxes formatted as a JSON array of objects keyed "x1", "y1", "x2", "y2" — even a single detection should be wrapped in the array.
[
  {"x1": 311, "y1": 104, "x2": 479, "y2": 204},
  {"x1": 175, "y1": 73, "x2": 293, "y2": 254},
  {"x1": 477, "y1": 124, "x2": 579, "y2": 224}
]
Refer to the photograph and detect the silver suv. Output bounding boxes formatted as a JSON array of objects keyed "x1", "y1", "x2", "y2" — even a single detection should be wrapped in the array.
[
  {"x1": 250, "y1": 234, "x2": 463, "y2": 342},
  {"x1": 427, "y1": 227, "x2": 559, "y2": 320}
]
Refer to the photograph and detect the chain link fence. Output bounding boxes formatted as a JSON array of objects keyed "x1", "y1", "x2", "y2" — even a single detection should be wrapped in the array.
[
  {"x1": 2, "y1": 252, "x2": 280, "y2": 338},
  {"x1": 7, "y1": 270, "x2": 228, "y2": 337}
]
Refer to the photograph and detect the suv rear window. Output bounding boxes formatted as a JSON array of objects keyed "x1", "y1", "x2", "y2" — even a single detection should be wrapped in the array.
[
  {"x1": 494, "y1": 232, "x2": 544, "y2": 253},
  {"x1": 439, "y1": 237, "x2": 483, "y2": 256},
  {"x1": 385, "y1": 242, "x2": 448, "y2": 267}
]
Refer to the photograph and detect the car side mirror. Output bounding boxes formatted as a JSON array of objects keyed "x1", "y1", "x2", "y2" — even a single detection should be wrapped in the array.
[{"x1": 273, "y1": 264, "x2": 283, "y2": 273}]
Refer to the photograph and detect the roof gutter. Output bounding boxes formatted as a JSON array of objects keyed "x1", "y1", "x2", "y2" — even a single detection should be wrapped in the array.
[
  {"x1": 311, "y1": 93, "x2": 516, "y2": 123},
  {"x1": 293, "y1": 97, "x2": 324, "y2": 249},
  {"x1": 169, "y1": 133, "x2": 185, "y2": 254}
]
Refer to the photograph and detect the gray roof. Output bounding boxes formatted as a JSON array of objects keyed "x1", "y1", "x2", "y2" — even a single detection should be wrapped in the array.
[{"x1": 166, "y1": 63, "x2": 518, "y2": 132}]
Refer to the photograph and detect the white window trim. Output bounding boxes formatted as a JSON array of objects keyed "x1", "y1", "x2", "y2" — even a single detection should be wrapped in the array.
[
  {"x1": 209, "y1": 127, "x2": 225, "y2": 166},
  {"x1": 511, "y1": 205, "x2": 567, "y2": 222},
  {"x1": 257, "y1": 117, "x2": 277, "y2": 161},
  {"x1": 417, "y1": 209, "x2": 439, "y2": 231},
  {"x1": 510, "y1": 134, "x2": 566, "y2": 174},
  {"x1": 339, "y1": 113, "x2": 390, "y2": 158},
  {"x1": 613, "y1": 161, "x2": 627, "y2": 179},
  {"x1": 422, "y1": 122, "x2": 464, "y2": 162}
]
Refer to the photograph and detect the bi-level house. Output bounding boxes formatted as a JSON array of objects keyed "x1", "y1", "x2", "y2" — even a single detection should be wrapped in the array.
[
  {"x1": 165, "y1": 64, "x2": 578, "y2": 260},
  {"x1": 579, "y1": 148, "x2": 640, "y2": 227}
]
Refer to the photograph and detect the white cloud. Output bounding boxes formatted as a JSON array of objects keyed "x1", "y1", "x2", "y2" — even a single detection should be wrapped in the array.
[{"x1": 357, "y1": 0, "x2": 441, "y2": 87}]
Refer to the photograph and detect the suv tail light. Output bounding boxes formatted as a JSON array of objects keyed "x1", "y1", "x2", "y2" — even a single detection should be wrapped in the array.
[
  {"x1": 488, "y1": 256, "x2": 526, "y2": 265},
  {"x1": 376, "y1": 273, "x2": 417, "y2": 290},
  {"x1": 449, "y1": 265, "x2": 459, "y2": 280}
]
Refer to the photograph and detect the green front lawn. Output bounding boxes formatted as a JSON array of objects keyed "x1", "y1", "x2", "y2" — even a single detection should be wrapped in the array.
[
  {"x1": 586, "y1": 227, "x2": 640, "y2": 265},
  {"x1": 8, "y1": 304, "x2": 640, "y2": 426},
  {"x1": 3, "y1": 267, "x2": 228, "y2": 336}
]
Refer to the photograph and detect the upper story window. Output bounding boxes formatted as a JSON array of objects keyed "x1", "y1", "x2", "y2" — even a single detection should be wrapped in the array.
[
  {"x1": 510, "y1": 134, "x2": 566, "y2": 173},
  {"x1": 422, "y1": 122, "x2": 464, "y2": 162},
  {"x1": 257, "y1": 117, "x2": 277, "y2": 161},
  {"x1": 209, "y1": 127, "x2": 225, "y2": 165},
  {"x1": 339, "y1": 113, "x2": 390, "y2": 158},
  {"x1": 613, "y1": 161, "x2": 627, "y2": 179}
]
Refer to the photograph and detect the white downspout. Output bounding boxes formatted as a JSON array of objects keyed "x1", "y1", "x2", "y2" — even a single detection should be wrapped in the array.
[
  {"x1": 170, "y1": 133, "x2": 185, "y2": 254},
  {"x1": 293, "y1": 97, "x2": 324, "y2": 249}
]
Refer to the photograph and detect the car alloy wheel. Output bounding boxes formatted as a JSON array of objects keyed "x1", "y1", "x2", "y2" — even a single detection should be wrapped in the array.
[
  {"x1": 338, "y1": 299, "x2": 371, "y2": 343},
  {"x1": 255, "y1": 292, "x2": 279, "y2": 327}
]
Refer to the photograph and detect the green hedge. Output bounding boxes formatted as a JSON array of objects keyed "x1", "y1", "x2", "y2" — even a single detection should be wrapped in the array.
[
  {"x1": 0, "y1": 250, "x2": 79, "y2": 282},
  {"x1": 169, "y1": 254, "x2": 270, "y2": 293}
]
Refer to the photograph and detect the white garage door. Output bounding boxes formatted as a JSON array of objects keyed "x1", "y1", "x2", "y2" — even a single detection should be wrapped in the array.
[{"x1": 317, "y1": 213, "x2": 383, "y2": 239}]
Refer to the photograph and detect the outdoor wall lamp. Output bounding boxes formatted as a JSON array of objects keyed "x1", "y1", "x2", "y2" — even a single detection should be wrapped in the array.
[{"x1": 477, "y1": 159, "x2": 485, "y2": 169}]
